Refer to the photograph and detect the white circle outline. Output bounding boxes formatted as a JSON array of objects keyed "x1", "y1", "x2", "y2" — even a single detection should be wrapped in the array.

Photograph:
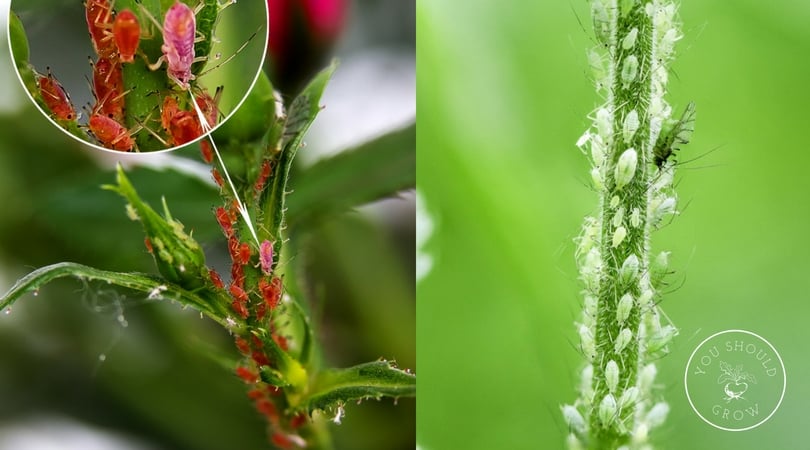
[
  {"x1": 5, "y1": 0, "x2": 269, "y2": 154},
  {"x1": 684, "y1": 329, "x2": 786, "y2": 432}
]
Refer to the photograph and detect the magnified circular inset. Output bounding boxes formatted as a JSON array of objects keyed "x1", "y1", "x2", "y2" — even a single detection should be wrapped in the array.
[{"x1": 8, "y1": 0, "x2": 268, "y2": 153}]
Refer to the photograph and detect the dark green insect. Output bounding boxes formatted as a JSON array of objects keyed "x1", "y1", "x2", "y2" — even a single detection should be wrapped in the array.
[{"x1": 653, "y1": 102, "x2": 696, "y2": 169}]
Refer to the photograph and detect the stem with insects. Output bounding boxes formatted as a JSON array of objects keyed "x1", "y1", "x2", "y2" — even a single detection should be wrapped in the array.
[{"x1": 564, "y1": 1, "x2": 688, "y2": 448}]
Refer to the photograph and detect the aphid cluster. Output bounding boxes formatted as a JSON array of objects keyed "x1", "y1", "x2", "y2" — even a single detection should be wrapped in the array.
[
  {"x1": 209, "y1": 196, "x2": 302, "y2": 446},
  {"x1": 198, "y1": 135, "x2": 304, "y2": 444},
  {"x1": 25, "y1": 0, "x2": 233, "y2": 151}
]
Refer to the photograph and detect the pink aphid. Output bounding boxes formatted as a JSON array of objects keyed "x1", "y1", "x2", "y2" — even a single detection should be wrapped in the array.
[
  {"x1": 259, "y1": 240, "x2": 274, "y2": 275},
  {"x1": 159, "y1": 2, "x2": 197, "y2": 89}
]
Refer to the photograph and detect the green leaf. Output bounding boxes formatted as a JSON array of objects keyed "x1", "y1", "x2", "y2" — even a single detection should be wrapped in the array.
[
  {"x1": 299, "y1": 361, "x2": 416, "y2": 417},
  {"x1": 262, "y1": 61, "x2": 337, "y2": 246},
  {"x1": 8, "y1": 12, "x2": 31, "y2": 87},
  {"x1": 288, "y1": 123, "x2": 415, "y2": 226},
  {"x1": 8, "y1": 11, "x2": 87, "y2": 140},
  {"x1": 104, "y1": 165, "x2": 209, "y2": 291},
  {"x1": 213, "y1": 71, "x2": 277, "y2": 143},
  {"x1": 192, "y1": 0, "x2": 220, "y2": 74},
  {"x1": 0, "y1": 262, "x2": 236, "y2": 329}
]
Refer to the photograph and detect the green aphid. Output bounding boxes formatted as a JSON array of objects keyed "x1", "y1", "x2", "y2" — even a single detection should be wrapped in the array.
[{"x1": 653, "y1": 102, "x2": 696, "y2": 169}]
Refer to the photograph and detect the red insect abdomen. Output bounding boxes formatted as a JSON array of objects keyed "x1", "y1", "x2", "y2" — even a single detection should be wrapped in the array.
[
  {"x1": 38, "y1": 72, "x2": 76, "y2": 122},
  {"x1": 85, "y1": 0, "x2": 115, "y2": 57},
  {"x1": 113, "y1": 9, "x2": 141, "y2": 63},
  {"x1": 92, "y1": 56, "x2": 124, "y2": 121},
  {"x1": 89, "y1": 114, "x2": 133, "y2": 151}
]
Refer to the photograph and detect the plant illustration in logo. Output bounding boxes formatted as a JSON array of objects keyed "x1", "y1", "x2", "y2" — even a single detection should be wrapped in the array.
[{"x1": 718, "y1": 361, "x2": 757, "y2": 402}]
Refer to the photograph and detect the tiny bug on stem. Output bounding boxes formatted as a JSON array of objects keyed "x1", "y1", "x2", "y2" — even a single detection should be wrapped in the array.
[
  {"x1": 229, "y1": 283, "x2": 248, "y2": 304},
  {"x1": 238, "y1": 242, "x2": 252, "y2": 266},
  {"x1": 88, "y1": 113, "x2": 139, "y2": 151},
  {"x1": 147, "y1": 1, "x2": 198, "y2": 89},
  {"x1": 85, "y1": 0, "x2": 115, "y2": 57},
  {"x1": 211, "y1": 168, "x2": 225, "y2": 189},
  {"x1": 254, "y1": 160, "x2": 272, "y2": 194},
  {"x1": 112, "y1": 9, "x2": 141, "y2": 63},
  {"x1": 653, "y1": 102, "x2": 696, "y2": 169},
  {"x1": 208, "y1": 268, "x2": 224, "y2": 289},
  {"x1": 160, "y1": 95, "x2": 207, "y2": 146},
  {"x1": 90, "y1": 56, "x2": 125, "y2": 121},
  {"x1": 259, "y1": 240, "x2": 274, "y2": 275},
  {"x1": 215, "y1": 206, "x2": 234, "y2": 236},
  {"x1": 142, "y1": 0, "x2": 253, "y2": 94},
  {"x1": 259, "y1": 277, "x2": 281, "y2": 310},
  {"x1": 38, "y1": 68, "x2": 76, "y2": 122},
  {"x1": 235, "y1": 366, "x2": 258, "y2": 383}
]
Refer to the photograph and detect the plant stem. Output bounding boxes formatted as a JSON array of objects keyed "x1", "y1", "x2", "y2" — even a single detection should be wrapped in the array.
[{"x1": 566, "y1": 1, "x2": 687, "y2": 448}]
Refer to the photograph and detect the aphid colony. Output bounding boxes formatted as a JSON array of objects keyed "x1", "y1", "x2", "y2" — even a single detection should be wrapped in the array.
[
  {"x1": 33, "y1": 0, "x2": 226, "y2": 151},
  {"x1": 202, "y1": 158, "x2": 310, "y2": 446}
]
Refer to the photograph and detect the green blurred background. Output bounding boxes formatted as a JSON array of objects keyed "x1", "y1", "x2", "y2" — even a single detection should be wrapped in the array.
[
  {"x1": 0, "y1": 0, "x2": 414, "y2": 449},
  {"x1": 418, "y1": 1, "x2": 809, "y2": 449}
]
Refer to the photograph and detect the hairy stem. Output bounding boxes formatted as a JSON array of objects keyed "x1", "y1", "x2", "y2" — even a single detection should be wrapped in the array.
[{"x1": 565, "y1": 1, "x2": 688, "y2": 448}]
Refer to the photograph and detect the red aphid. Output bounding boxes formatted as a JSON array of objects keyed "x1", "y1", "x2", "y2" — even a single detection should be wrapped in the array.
[
  {"x1": 271, "y1": 432, "x2": 305, "y2": 450},
  {"x1": 228, "y1": 235, "x2": 240, "y2": 259},
  {"x1": 168, "y1": 110, "x2": 203, "y2": 146},
  {"x1": 229, "y1": 199, "x2": 241, "y2": 222},
  {"x1": 251, "y1": 350, "x2": 270, "y2": 367},
  {"x1": 85, "y1": 0, "x2": 115, "y2": 57},
  {"x1": 112, "y1": 9, "x2": 141, "y2": 63},
  {"x1": 88, "y1": 113, "x2": 135, "y2": 151},
  {"x1": 215, "y1": 206, "x2": 233, "y2": 236},
  {"x1": 160, "y1": 96, "x2": 203, "y2": 145},
  {"x1": 259, "y1": 277, "x2": 282, "y2": 310},
  {"x1": 255, "y1": 302, "x2": 267, "y2": 321},
  {"x1": 161, "y1": 96, "x2": 180, "y2": 131},
  {"x1": 208, "y1": 268, "x2": 224, "y2": 289},
  {"x1": 230, "y1": 284, "x2": 249, "y2": 304},
  {"x1": 200, "y1": 140, "x2": 214, "y2": 164},
  {"x1": 91, "y1": 56, "x2": 124, "y2": 121},
  {"x1": 254, "y1": 160, "x2": 272, "y2": 194},
  {"x1": 38, "y1": 70, "x2": 76, "y2": 122},
  {"x1": 159, "y1": 1, "x2": 197, "y2": 89},
  {"x1": 256, "y1": 399, "x2": 277, "y2": 418},
  {"x1": 273, "y1": 334, "x2": 289, "y2": 352},
  {"x1": 211, "y1": 168, "x2": 225, "y2": 188},
  {"x1": 238, "y1": 242, "x2": 252, "y2": 266},
  {"x1": 259, "y1": 240, "x2": 274, "y2": 275},
  {"x1": 247, "y1": 389, "x2": 265, "y2": 400},
  {"x1": 196, "y1": 87, "x2": 222, "y2": 128},
  {"x1": 235, "y1": 366, "x2": 258, "y2": 383},
  {"x1": 231, "y1": 300, "x2": 249, "y2": 319},
  {"x1": 289, "y1": 413, "x2": 308, "y2": 429},
  {"x1": 144, "y1": 237, "x2": 153, "y2": 253},
  {"x1": 231, "y1": 263, "x2": 245, "y2": 289},
  {"x1": 235, "y1": 337, "x2": 251, "y2": 355}
]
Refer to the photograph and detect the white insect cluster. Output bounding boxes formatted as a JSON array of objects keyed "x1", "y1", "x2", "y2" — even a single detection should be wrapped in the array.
[{"x1": 566, "y1": 1, "x2": 687, "y2": 448}]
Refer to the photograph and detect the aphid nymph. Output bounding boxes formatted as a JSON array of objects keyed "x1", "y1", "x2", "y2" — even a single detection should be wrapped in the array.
[{"x1": 653, "y1": 102, "x2": 695, "y2": 169}]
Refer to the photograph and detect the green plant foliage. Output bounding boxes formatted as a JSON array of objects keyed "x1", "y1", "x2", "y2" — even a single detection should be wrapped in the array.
[
  {"x1": 0, "y1": 61, "x2": 414, "y2": 449},
  {"x1": 288, "y1": 123, "x2": 416, "y2": 226}
]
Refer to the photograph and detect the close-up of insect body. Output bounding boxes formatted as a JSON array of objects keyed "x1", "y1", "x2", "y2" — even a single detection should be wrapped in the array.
[
  {"x1": 10, "y1": 0, "x2": 268, "y2": 152},
  {"x1": 653, "y1": 101, "x2": 696, "y2": 169},
  {"x1": 147, "y1": 1, "x2": 198, "y2": 90},
  {"x1": 37, "y1": 68, "x2": 77, "y2": 123},
  {"x1": 112, "y1": 9, "x2": 141, "y2": 64}
]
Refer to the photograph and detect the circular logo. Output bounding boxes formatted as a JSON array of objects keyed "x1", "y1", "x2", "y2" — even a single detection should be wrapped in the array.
[{"x1": 684, "y1": 329, "x2": 786, "y2": 431}]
